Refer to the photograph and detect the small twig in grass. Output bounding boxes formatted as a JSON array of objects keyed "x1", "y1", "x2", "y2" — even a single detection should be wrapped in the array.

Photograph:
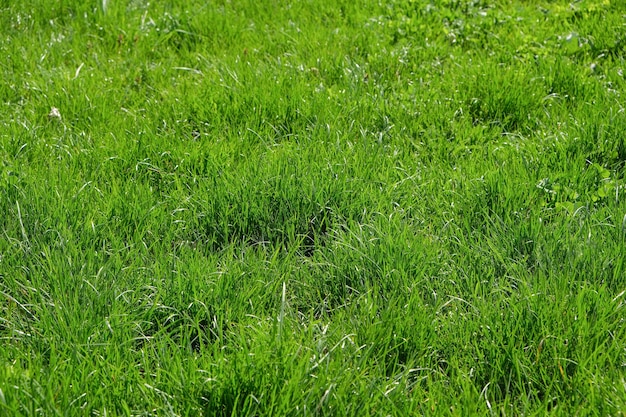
[
  {"x1": 16, "y1": 201, "x2": 30, "y2": 249},
  {"x1": 278, "y1": 281, "x2": 286, "y2": 342},
  {"x1": 316, "y1": 383, "x2": 335, "y2": 414},
  {"x1": 0, "y1": 290, "x2": 35, "y2": 320}
]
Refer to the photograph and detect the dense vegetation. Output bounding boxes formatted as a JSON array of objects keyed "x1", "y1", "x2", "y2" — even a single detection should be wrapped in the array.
[{"x1": 1, "y1": 0, "x2": 626, "y2": 415}]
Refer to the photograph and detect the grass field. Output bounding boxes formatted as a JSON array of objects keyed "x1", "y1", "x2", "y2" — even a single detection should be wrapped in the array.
[{"x1": 1, "y1": 0, "x2": 626, "y2": 415}]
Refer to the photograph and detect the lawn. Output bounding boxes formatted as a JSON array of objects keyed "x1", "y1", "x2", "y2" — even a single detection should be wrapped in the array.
[{"x1": 1, "y1": 0, "x2": 626, "y2": 415}]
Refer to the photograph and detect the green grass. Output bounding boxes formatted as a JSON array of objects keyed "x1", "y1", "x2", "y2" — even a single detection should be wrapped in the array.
[{"x1": 1, "y1": 0, "x2": 626, "y2": 415}]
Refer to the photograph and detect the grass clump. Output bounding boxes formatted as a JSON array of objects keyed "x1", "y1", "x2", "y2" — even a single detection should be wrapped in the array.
[{"x1": 1, "y1": 0, "x2": 626, "y2": 415}]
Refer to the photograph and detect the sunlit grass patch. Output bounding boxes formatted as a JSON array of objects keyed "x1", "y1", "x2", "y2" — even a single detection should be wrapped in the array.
[{"x1": 1, "y1": 0, "x2": 626, "y2": 415}]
